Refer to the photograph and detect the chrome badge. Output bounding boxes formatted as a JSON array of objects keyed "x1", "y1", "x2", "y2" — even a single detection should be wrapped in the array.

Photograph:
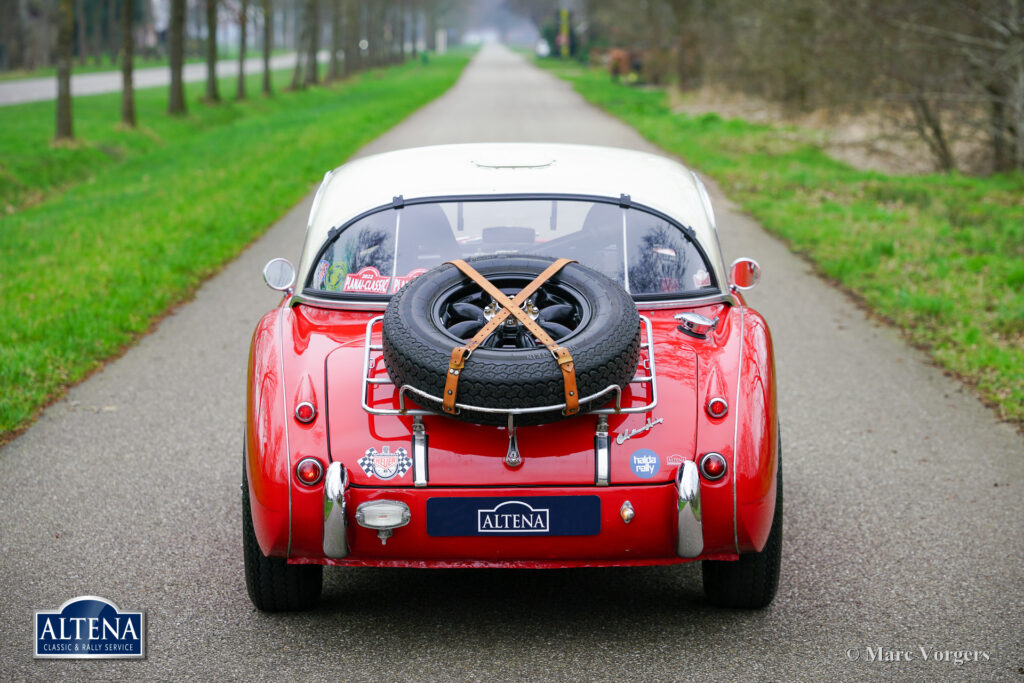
[{"x1": 616, "y1": 416, "x2": 664, "y2": 445}]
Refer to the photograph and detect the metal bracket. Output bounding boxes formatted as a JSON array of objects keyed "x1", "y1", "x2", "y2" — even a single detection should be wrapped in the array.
[
  {"x1": 595, "y1": 415, "x2": 610, "y2": 486},
  {"x1": 412, "y1": 416, "x2": 428, "y2": 487},
  {"x1": 505, "y1": 415, "x2": 522, "y2": 467}
]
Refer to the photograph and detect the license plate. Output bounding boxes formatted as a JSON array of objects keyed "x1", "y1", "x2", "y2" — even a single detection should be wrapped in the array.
[{"x1": 426, "y1": 496, "x2": 601, "y2": 537}]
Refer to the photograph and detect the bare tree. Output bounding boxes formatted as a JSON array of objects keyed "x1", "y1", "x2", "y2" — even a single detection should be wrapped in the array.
[
  {"x1": 55, "y1": 0, "x2": 75, "y2": 140},
  {"x1": 326, "y1": 0, "x2": 339, "y2": 79},
  {"x1": 205, "y1": 0, "x2": 221, "y2": 101},
  {"x1": 237, "y1": 0, "x2": 249, "y2": 98},
  {"x1": 121, "y1": 0, "x2": 136, "y2": 126},
  {"x1": 75, "y1": 0, "x2": 87, "y2": 64},
  {"x1": 343, "y1": 0, "x2": 359, "y2": 75},
  {"x1": 168, "y1": 0, "x2": 187, "y2": 114},
  {"x1": 262, "y1": 0, "x2": 273, "y2": 94},
  {"x1": 303, "y1": 0, "x2": 319, "y2": 85}
]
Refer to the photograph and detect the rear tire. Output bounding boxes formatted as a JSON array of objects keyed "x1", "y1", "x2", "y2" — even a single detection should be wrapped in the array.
[
  {"x1": 701, "y1": 436, "x2": 782, "y2": 609},
  {"x1": 242, "y1": 442, "x2": 322, "y2": 611}
]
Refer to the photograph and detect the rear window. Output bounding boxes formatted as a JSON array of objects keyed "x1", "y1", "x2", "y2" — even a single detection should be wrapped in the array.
[{"x1": 307, "y1": 198, "x2": 714, "y2": 298}]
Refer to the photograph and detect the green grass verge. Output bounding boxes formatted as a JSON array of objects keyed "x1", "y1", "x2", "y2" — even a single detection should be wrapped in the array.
[
  {"x1": 0, "y1": 52, "x2": 471, "y2": 438},
  {"x1": 538, "y1": 59, "x2": 1024, "y2": 425}
]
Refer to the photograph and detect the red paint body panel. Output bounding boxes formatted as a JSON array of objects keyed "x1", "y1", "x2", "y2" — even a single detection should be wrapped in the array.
[{"x1": 246, "y1": 295, "x2": 779, "y2": 567}]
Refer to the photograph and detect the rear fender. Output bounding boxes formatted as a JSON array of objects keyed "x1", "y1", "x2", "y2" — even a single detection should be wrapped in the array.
[{"x1": 246, "y1": 306, "x2": 291, "y2": 557}]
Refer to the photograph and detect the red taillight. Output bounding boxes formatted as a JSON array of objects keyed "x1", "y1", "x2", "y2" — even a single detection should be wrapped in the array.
[
  {"x1": 699, "y1": 452, "x2": 727, "y2": 481},
  {"x1": 706, "y1": 397, "x2": 728, "y2": 419},
  {"x1": 295, "y1": 401, "x2": 316, "y2": 424},
  {"x1": 295, "y1": 457, "x2": 324, "y2": 486}
]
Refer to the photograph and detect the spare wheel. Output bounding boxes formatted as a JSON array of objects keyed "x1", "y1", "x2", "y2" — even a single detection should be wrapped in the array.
[{"x1": 381, "y1": 254, "x2": 641, "y2": 425}]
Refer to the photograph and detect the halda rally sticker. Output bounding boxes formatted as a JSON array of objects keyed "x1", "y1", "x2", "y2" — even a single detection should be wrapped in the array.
[
  {"x1": 630, "y1": 448, "x2": 660, "y2": 479},
  {"x1": 358, "y1": 446, "x2": 412, "y2": 480}
]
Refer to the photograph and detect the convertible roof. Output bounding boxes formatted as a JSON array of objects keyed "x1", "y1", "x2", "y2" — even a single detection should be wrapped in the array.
[{"x1": 297, "y1": 143, "x2": 727, "y2": 299}]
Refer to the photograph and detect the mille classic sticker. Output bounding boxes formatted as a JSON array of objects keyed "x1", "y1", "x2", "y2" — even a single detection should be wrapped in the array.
[{"x1": 358, "y1": 446, "x2": 412, "y2": 480}]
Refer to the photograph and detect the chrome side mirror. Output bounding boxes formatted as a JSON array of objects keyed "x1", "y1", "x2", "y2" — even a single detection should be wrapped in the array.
[
  {"x1": 729, "y1": 258, "x2": 761, "y2": 291},
  {"x1": 263, "y1": 258, "x2": 296, "y2": 292}
]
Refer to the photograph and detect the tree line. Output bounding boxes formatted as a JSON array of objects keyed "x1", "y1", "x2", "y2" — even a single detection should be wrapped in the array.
[
  {"x1": 512, "y1": 0, "x2": 1024, "y2": 174},
  {"x1": 1, "y1": 0, "x2": 464, "y2": 141}
]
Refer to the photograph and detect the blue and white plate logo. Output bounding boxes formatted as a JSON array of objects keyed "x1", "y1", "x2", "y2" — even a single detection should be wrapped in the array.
[
  {"x1": 630, "y1": 448, "x2": 660, "y2": 478},
  {"x1": 35, "y1": 596, "x2": 145, "y2": 659}
]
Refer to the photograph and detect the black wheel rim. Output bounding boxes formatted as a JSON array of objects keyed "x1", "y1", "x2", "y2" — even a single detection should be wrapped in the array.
[{"x1": 432, "y1": 271, "x2": 592, "y2": 349}]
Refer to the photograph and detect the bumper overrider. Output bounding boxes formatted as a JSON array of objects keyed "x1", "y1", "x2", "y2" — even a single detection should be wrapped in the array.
[{"x1": 321, "y1": 460, "x2": 704, "y2": 562}]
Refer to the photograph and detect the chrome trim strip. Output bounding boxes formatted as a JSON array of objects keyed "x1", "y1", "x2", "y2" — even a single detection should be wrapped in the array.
[
  {"x1": 277, "y1": 307, "x2": 293, "y2": 557},
  {"x1": 732, "y1": 306, "x2": 745, "y2": 554},
  {"x1": 360, "y1": 316, "x2": 658, "y2": 417},
  {"x1": 290, "y1": 290, "x2": 735, "y2": 314},
  {"x1": 621, "y1": 208, "x2": 630, "y2": 294},
  {"x1": 676, "y1": 460, "x2": 703, "y2": 558},
  {"x1": 412, "y1": 416, "x2": 428, "y2": 487},
  {"x1": 307, "y1": 170, "x2": 334, "y2": 238},
  {"x1": 595, "y1": 415, "x2": 610, "y2": 486},
  {"x1": 322, "y1": 463, "x2": 349, "y2": 558}
]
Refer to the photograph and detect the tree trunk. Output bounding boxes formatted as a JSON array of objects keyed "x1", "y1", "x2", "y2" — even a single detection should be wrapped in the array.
[
  {"x1": 75, "y1": 0, "x2": 86, "y2": 64},
  {"x1": 121, "y1": 0, "x2": 135, "y2": 126},
  {"x1": 343, "y1": 0, "x2": 358, "y2": 75},
  {"x1": 237, "y1": 0, "x2": 248, "y2": 99},
  {"x1": 327, "y1": 0, "x2": 340, "y2": 80},
  {"x1": 290, "y1": 0, "x2": 307, "y2": 89},
  {"x1": 55, "y1": 0, "x2": 74, "y2": 140},
  {"x1": 168, "y1": 0, "x2": 186, "y2": 114},
  {"x1": 397, "y1": 0, "x2": 405, "y2": 62},
  {"x1": 107, "y1": 0, "x2": 119, "y2": 65},
  {"x1": 410, "y1": 0, "x2": 418, "y2": 57},
  {"x1": 303, "y1": 0, "x2": 319, "y2": 85},
  {"x1": 426, "y1": 6, "x2": 435, "y2": 52},
  {"x1": 89, "y1": 0, "x2": 102, "y2": 65},
  {"x1": 262, "y1": 0, "x2": 273, "y2": 94},
  {"x1": 205, "y1": 0, "x2": 220, "y2": 101},
  {"x1": 911, "y1": 97, "x2": 955, "y2": 172}
]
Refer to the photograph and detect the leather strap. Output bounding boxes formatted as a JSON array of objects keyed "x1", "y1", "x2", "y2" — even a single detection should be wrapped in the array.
[{"x1": 442, "y1": 258, "x2": 580, "y2": 416}]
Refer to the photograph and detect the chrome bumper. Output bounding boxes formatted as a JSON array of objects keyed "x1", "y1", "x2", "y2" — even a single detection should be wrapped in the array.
[
  {"x1": 676, "y1": 460, "x2": 703, "y2": 558},
  {"x1": 323, "y1": 463, "x2": 350, "y2": 558},
  {"x1": 324, "y1": 459, "x2": 702, "y2": 559}
]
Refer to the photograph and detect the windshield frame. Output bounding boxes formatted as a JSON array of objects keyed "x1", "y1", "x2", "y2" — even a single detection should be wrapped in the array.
[{"x1": 296, "y1": 193, "x2": 727, "y2": 309}]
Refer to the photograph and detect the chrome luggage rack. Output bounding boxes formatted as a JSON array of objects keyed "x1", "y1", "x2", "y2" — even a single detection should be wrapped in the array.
[
  {"x1": 359, "y1": 314, "x2": 657, "y2": 487},
  {"x1": 360, "y1": 315, "x2": 658, "y2": 418}
]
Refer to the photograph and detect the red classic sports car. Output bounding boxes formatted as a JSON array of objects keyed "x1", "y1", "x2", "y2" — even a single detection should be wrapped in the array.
[{"x1": 244, "y1": 143, "x2": 780, "y2": 611}]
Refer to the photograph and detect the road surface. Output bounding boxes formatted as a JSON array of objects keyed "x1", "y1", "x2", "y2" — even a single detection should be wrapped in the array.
[
  {"x1": 0, "y1": 52, "x2": 312, "y2": 107},
  {"x1": 1, "y1": 44, "x2": 1021, "y2": 681}
]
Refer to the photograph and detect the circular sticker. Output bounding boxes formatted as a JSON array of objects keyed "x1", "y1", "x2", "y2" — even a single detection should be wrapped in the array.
[{"x1": 630, "y1": 448, "x2": 660, "y2": 479}]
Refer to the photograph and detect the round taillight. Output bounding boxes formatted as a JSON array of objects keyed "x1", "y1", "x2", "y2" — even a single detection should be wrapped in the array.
[
  {"x1": 295, "y1": 457, "x2": 324, "y2": 486},
  {"x1": 295, "y1": 401, "x2": 316, "y2": 424},
  {"x1": 699, "y1": 452, "x2": 727, "y2": 481},
  {"x1": 706, "y1": 397, "x2": 728, "y2": 419}
]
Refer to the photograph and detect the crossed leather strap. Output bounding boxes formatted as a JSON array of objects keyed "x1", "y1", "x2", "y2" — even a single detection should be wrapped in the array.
[{"x1": 442, "y1": 258, "x2": 580, "y2": 417}]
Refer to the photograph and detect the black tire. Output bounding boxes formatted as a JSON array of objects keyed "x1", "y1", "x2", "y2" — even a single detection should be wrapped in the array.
[
  {"x1": 242, "y1": 443, "x2": 322, "y2": 612},
  {"x1": 701, "y1": 436, "x2": 783, "y2": 609},
  {"x1": 382, "y1": 254, "x2": 641, "y2": 425}
]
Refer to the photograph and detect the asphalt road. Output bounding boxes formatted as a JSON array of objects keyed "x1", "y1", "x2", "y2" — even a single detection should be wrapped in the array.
[
  {"x1": 2, "y1": 44, "x2": 1021, "y2": 681},
  {"x1": 0, "y1": 52, "x2": 312, "y2": 106}
]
